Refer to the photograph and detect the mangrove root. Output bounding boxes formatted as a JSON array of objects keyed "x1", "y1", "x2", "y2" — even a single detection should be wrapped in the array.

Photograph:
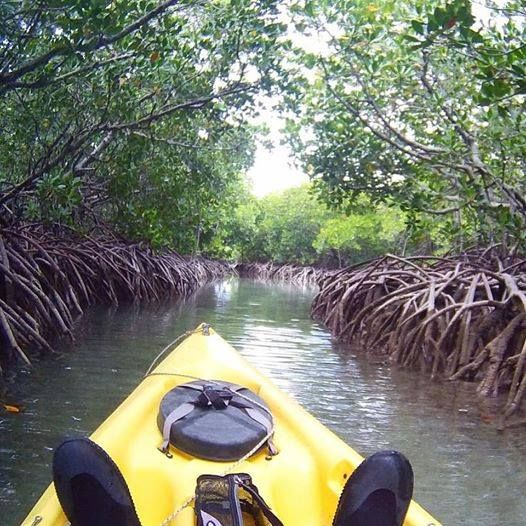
[
  {"x1": 236, "y1": 262, "x2": 327, "y2": 286},
  {"x1": 311, "y1": 249, "x2": 526, "y2": 422},
  {"x1": 0, "y1": 225, "x2": 234, "y2": 370}
]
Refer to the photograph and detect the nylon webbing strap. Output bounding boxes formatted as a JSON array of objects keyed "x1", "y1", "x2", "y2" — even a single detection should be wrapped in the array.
[
  {"x1": 160, "y1": 402, "x2": 195, "y2": 452},
  {"x1": 237, "y1": 479, "x2": 284, "y2": 526},
  {"x1": 159, "y1": 383, "x2": 277, "y2": 456},
  {"x1": 242, "y1": 406, "x2": 278, "y2": 456},
  {"x1": 243, "y1": 407, "x2": 272, "y2": 432}
]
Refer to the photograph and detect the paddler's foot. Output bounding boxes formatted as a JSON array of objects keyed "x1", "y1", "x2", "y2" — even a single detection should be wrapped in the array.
[
  {"x1": 53, "y1": 437, "x2": 142, "y2": 526},
  {"x1": 332, "y1": 450, "x2": 414, "y2": 526}
]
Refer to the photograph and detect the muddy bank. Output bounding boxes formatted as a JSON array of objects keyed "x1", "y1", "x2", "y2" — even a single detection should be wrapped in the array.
[
  {"x1": 311, "y1": 249, "x2": 526, "y2": 425},
  {"x1": 0, "y1": 225, "x2": 233, "y2": 370}
]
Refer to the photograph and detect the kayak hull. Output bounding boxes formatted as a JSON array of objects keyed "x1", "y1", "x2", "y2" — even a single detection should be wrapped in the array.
[{"x1": 22, "y1": 324, "x2": 440, "y2": 526}]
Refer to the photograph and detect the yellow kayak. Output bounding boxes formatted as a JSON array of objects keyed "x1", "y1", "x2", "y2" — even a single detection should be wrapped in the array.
[{"x1": 22, "y1": 324, "x2": 441, "y2": 526}]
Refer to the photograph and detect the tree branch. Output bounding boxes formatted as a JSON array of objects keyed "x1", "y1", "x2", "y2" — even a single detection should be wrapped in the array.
[
  {"x1": 109, "y1": 84, "x2": 250, "y2": 131},
  {"x1": 0, "y1": 0, "x2": 179, "y2": 91},
  {"x1": 3, "y1": 52, "x2": 134, "y2": 90},
  {"x1": 337, "y1": 51, "x2": 447, "y2": 156}
]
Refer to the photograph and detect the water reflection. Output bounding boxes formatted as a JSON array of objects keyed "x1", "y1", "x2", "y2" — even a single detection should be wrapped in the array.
[{"x1": 1, "y1": 278, "x2": 525, "y2": 525}]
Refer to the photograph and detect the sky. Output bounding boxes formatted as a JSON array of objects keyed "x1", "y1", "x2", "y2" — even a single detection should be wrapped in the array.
[
  {"x1": 248, "y1": 137, "x2": 309, "y2": 197},
  {"x1": 246, "y1": 97, "x2": 309, "y2": 197}
]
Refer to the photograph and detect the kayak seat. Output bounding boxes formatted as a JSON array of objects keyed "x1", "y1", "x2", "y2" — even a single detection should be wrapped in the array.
[
  {"x1": 52, "y1": 437, "x2": 142, "y2": 526},
  {"x1": 332, "y1": 450, "x2": 414, "y2": 526},
  {"x1": 157, "y1": 380, "x2": 275, "y2": 461}
]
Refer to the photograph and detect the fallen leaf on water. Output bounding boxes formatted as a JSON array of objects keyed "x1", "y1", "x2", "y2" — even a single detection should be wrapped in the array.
[{"x1": 3, "y1": 403, "x2": 22, "y2": 413}]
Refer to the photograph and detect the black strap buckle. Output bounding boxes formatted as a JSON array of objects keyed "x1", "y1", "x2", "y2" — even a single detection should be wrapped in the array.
[{"x1": 197, "y1": 386, "x2": 233, "y2": 409}]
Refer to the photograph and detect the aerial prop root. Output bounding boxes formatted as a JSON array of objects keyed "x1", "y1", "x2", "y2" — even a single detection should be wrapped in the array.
[
  {"x1": 235, "y1": 261, "x2": 327, "y2": 286},
  {"x1": 311, "y1": 249, "x2": 526, "y2": 421},
  {"x1": 0, "y1": 226, "x2": 233, "y2": 371}
]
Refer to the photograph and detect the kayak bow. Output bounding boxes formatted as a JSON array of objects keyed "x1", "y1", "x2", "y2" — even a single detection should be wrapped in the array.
[{"x1": 22, "y1": 323, "x2": 441, "y2": 526}]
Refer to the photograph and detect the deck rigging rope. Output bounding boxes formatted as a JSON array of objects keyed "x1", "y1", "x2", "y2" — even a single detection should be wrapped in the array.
[
  {"x1": 158, "y1": 424, "x2": 276, "y2": 526},
  {"x1": 144, "y1": 326, "x2": 204, "y2": 376},
  {"x1": 147, "y1": 325, "x2": 277, "y2": 526}
]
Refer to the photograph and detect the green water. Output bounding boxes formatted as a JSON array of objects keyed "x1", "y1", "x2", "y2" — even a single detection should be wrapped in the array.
[{"x1": 1, "y1": 279, "x2": 525, "y2": 524}]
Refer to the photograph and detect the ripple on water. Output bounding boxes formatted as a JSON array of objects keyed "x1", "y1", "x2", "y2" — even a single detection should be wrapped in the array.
[{"x1": 1, "y1": 278, "x2": 525, "y2": 525}]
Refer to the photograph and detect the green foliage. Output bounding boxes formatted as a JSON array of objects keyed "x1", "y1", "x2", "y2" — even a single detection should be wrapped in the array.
[
  {"x1": 280, "y1": 0, "x2": 526, "y2": 252},
  {"x1": 217, "y1": 193, "x2": 262, "y2": 260},
  {"x1": 103, "y1": 121, "x2": 256, "y2": 252},
  {"x1": 314, "y1": 204, "x2": 404, "y2": 265},
  {"x1": 4, "y1": 0, "x2": 525, "y2": 258},
  {"x1": 242, "y1": 185, "x2": 330, "y2": 264},
  {"x1": 0, "y1": 0, "x2": 285, "y2": 254},
  {"x1": 231, "y1": 185, "x2": 407, "y2": 266}
]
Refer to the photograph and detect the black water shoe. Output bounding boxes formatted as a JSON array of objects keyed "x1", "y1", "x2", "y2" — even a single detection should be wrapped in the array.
[
  {"x1": 53, "y1": 437, "x2": 142, "y2": 526},
  {"x1": 332, "y1": 450, "x2": 414, "y2": 526}
]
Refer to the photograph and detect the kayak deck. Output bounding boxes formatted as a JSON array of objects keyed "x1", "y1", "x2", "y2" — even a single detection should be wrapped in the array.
[{"x1": 22, "y1": 324, "x2": 441, "y2": 526}]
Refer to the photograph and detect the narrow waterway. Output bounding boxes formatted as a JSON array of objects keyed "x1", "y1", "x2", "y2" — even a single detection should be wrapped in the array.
[{"x1": 1, "y1": 279, "x2": 525, "y2": 525}]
